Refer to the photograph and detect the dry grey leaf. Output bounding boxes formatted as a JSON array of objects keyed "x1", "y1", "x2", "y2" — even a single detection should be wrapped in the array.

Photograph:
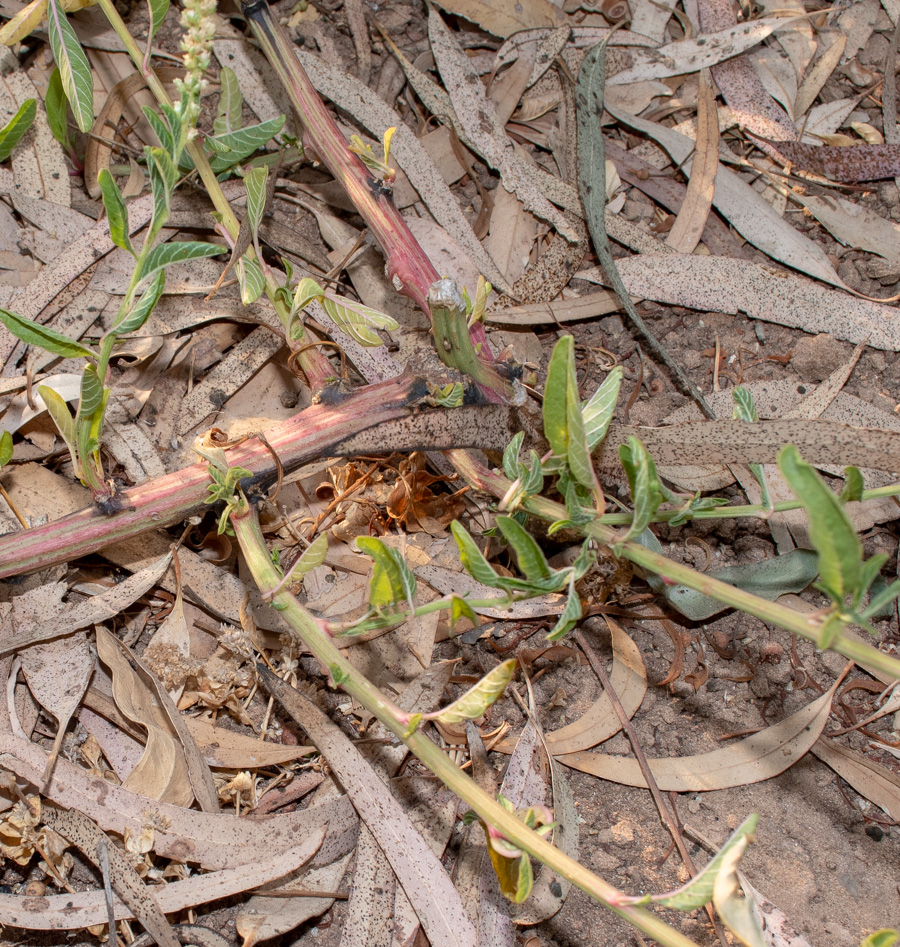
[
  {"x1": 41, "y1": 806, "x2": 180, "y2": 947},
  {"x1": 793, "y1": 33, "x2": 846, "y2": 120},
  {"x1": 559, "y1": 683, "x2": 837, "y2": 791},
  {"x1": 811, "y1": 738, "x2": 900, "y2": 821},
  {"x1": 757, "y1": 137, "x2": 900, "y2": 183},
  {"x1": 428, "y1": 9, "x2": 579, "y2": 242},
  {"x1": 749, "y1": 46, "x2": 798, "y2": 118},
  {"x1": 604, "y1": 100, "x2": 844, "y2": 287},
  {"x1": 0, "y1": 728, "x2": 357, "y2": 870},
  {"x1": 431, "y1": 0, "x2": 566, "y2": 38},
  {"x1": 259, "y1": 665, "x2": 477, "y2": 947},
  {"x1": 607, "y1": 16, "x2": 808, "y2": 86},
  {"x1": 0, "y1": 829, "x2": 325, "y2": 931},
  {"x1": 0, "y1": 554, "x2": 173, "y2": 659},
  {"x1": 582, "y1": 253, "x2": 900, "y2": 350},
  {"x1": 790, "y1": 191, "x2": 900, "y2": 264}
]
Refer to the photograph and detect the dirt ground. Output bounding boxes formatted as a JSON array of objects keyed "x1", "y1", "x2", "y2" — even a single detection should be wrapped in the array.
[{"x1": 2, "y1": 0, "x2": 900, "y2": 944}]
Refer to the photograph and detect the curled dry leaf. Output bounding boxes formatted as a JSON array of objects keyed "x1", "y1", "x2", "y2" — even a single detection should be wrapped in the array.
[
  {"x1": 0, "y1": 829, "x2": 325, "y2": 931},
  {"x1": 557, "y1": 682, "x2": 837, "y2": 791},
  {"x1": 493, "y1": 619, "x2": 647, "y2": 755},
  {"x1": 95, "y1": 626, "x2": 194, "y2": 809}
]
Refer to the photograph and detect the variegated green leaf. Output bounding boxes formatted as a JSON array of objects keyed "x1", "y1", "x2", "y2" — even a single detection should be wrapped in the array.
[
  {"x1": 583, "y1": 365, "x2": 622, "y2": 450},
  {"x1": 0, "y1": 98, "x2": 36, "y2": 161},
  {"x1": 654, "y1": 815, "x2": 758, "y2": 911},
  {"x1": 618, "y1": 436, "x2": 663, "y2": 544},
  {"x1": 244, "y1": 164, "x2": 268, "y2": 239},
  {"x1": 496, "y1": 515, "x2": 551, "y2": 582},
  {"x1": 0, "y1": 308, "x2": 94, "y2": 360},
  {"x1": 214, "y1": 66, "x2": 243, "y2": 135},
  {"x1": 76, "y1": 364, "x2": 104, "y2": 422},
  {"x1": 44, "y1": 68, "x2": 69, "y2": 148},
  {"x1": 0, "y1": 430, "x2": 12, "y2": 468},
  {"x1": 451, "y1": 521, "x2": 504, "y2": 589},
  {"x1": 37, "y1": 384, "x2": 76, "y2": 454},
  {"x1": 355, "y1": 536, "x2": 416, "y2": 608},
  {"x1": 429, "y1": 659, "x2": 516, "y2": 725},
  {"x1": 321, "y1": 295, "x2": 399, "y2": 347},
  {"x1": 46, "y1": 0, "x2": 93, "y2": 132},
  {"x1": 97, "y1": 169, "x2": 134, "y2": 256},
  {"x1": 142, "y1": 241, "x2": 223, "y2": 283},
  {"x1": 116, "y1": 270, "x2": 165, "y2": 336},
  {"x1": 146, "y1": 146, "x2": 177, "y2": 242},
  {"x1": 546, "y1": 574, "x2": 582, "y2": 641},
  {"x1": 202, "y1": 115, "x2": 285, "y2": 172},
  {"x1": 236, "y1": 255, "x2": 266, "y2": 305},
  {"x1": 712, "y1": 815, "x2": 766, "y2": 947},
  {"x1": 292, "y1": 276, "x2": 324, "y2": 314},
  {"x1": 283, "y1": 533, "x2": 328, "y2": 585}
]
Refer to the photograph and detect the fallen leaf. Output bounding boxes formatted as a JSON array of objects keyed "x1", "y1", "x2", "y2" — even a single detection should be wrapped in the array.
[
  {"x1": 494, "y1": 620, "x2": 646, "y2": 755},
  {"x1": 431, "y1": 0, "x2": 566, "y2": 38},
  {"x1": 557, "y1": 683, "x2": 837, "y2": 790},
  {"x1": 793, "y1": 33, "x2": 846, "y2": 120},
  {"x1": 0, "y1": 728, "x2": 357, "y2": 871},
  {"x1": 811, "y1": 737, "x2": 900, "y2": 821},
  {"x1": 756, "y1": 137, "x2": 900, "y2": 183},
  {"x1": 258, "y1": 665, "x2": 477, "y2": 947}
]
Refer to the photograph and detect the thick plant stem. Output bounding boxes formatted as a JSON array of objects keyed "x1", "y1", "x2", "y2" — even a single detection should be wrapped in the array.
[
  {"x1": 238, "y1": 0, "x2": 503, "y2": 382},
  {"x1": 0, "y1": 376, "x2": 421, "y2": 578},
  {"x1": 231, "y1": 504, "x2": 702, "y2": 947},
  {"x1": 94, "y1": 0, "x2": 334, "y2": 389},
  {"x1": 447, "y1": 450, "x2": 900, "y2": 682}
]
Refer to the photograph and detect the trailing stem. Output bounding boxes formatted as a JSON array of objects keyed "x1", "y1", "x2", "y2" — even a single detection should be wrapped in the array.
[
  {"x1": 230, "y1": 501, "x2": 702, "y2": 947},
  {"x1": 447, "y1": 450, "x2": 900, "y2": 682}
]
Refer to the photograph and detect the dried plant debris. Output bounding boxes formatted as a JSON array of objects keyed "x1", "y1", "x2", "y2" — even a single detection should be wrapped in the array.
[{"x1": 0, "y1": 0, "x2": 898, "y2": 946}]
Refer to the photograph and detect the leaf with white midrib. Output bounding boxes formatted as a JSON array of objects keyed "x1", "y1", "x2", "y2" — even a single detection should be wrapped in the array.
[{"x1": 46, "y1": 0, "x2": 93, "y2": 132}]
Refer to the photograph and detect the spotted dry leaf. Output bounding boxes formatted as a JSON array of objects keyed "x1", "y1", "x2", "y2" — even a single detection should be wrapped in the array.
[{"x1": 755, "y1": 137, "x2": 900, "y2": 183}]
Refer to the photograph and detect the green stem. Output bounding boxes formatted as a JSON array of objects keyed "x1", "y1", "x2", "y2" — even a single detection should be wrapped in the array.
[
  {"x1": 230, "y1": 504, "x2": 702, "y2": 947},
  {"x1": 593, "y1": 483, "x2": 900, "y2": 526},
  {"x1": 447, "y1": 451, "x2": 900, "y2": 682},
  {"x1": 94, "y1": 0, "x2": 335, "y2": 389}
]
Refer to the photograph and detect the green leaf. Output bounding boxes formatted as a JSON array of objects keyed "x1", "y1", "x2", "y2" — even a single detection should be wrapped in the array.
[
  {"x1": 321, "y1": 295, "x2": 399, "y2": 347},
  {"x1": 662, "y1": 549, "x2": 819, "y2": 622},
  {"x1": 496, "y1": 514, "x2": 551, "y2": 582},
  {"x1": 712, "y1": 815, "x2": 767, "y2": 947},
  {"x1": 201, "y1": 115, "x2": 286, "y2": 172},
  {"x1": 543, "y1": 335, "x2": 572, "y2": 459},
  {"x1": 840, "y1": 466, "x2": 864, "y2": 503},
  {"x1": 44, "y1": 68, "x2": 70, "y2": 149},
  {"x1": 329, "y1": 663, "x2": 349, "y2": 687},
  {"x1": 618, "y1": 436, "x2": 663, "y2": 544},
  {"x1": 214, "y1": 66, "x2": 243, "y2": 136},
  {"x1": 141, "y1": 241, "x2": 223, "y2": 283},
  {"x1": 547, "y1": 574, "x2": 582, "y2": 641},
  {"x1": 503, "y1": 431, "x2": 525, "y2": 481},
  {"x1": 451, "y1": 521, "x2": 504, "y2": 589},
  {"x1": 859, "y1": 931, "x2": 898, "y2": 947},
  {"x1": 861, "y1": 578, "x2": 900, "y2": 621},
  {"x1": 355, "y1": 536, "x2": 417, "y2": 609},
  {"x1": 147, "y1": 0, "x2": 170, "y2": 42},
  {"x1": 0, "y1": 430, "x2": 13, "y2": 468},
  {"x1": 244, "y1": 164, "x2": 269, "y2": 239},
  {"x1": 37, "y1": 384, "x2": 76, "y2": 455},
  {"x1": 46, "y1": 0, "x2": 93, "y2": 133},
  {"x1": 778, "y1": 444, "x2": 862, "y2": 603},
  {"x1": 116, "y1": 270, "x2": 165, "y2": 336},
  {"x1": 487, "y1": 841, "x2": 533, "y2": 904},
  {"x1": 146, "y1": 146, "x2": 178, "y2": 242},
  {"x1": 583, "y1": 365, "x2": 622, "y2": 450},
  {"x1": 76, "y1": 364, "x2": 104, "y2": 423},
  {"x1": 97, "y1": 169, "x2": 134, "y2": 256},
  {"x1": 236, "y1": 255, "x2": 266, "y2": 305},
  {"x1": 655, "y1": 815, "x2": 758, "y2": 911},
  {"x1": 144, "y1": 107, "x2": 175, "y2": 156},
  {"x1": 0, "y1": 99, "x2": 36, "y2": 162},
  {"x1": 0, "y1": 308, "x2": 94, "y2": 360},
  {"x1": 449, "y1": 594, "x2": 478, "y2": 628},
  {"x1": 283, "y1": 533, "x2": 328, "y2": 585},
  {"x1": 731, "y1": 387, "x2": 759, "y2": 422},
  {"x1": 292, "y1": 276, "x2": 325, "y2": 314},
  {"x1": 429, "y1": 659, "x2": 516, "y2": 725}
]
